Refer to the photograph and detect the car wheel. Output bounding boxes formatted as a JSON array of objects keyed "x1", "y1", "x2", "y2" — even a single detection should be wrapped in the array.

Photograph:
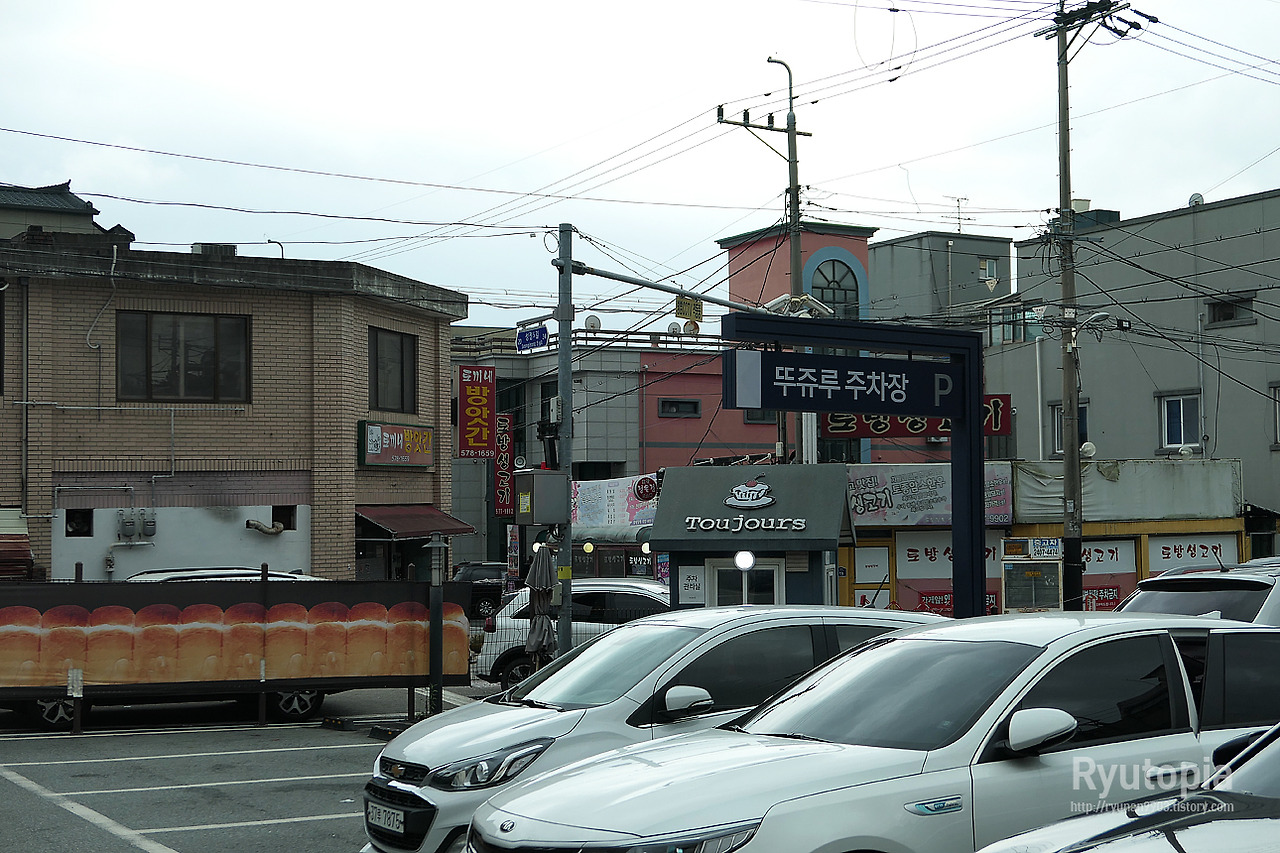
[
  {"x1": 29, "y1": 697, "x2": 82, "y2": 730},
  {"x1": 474, "y1": 598, "x2": 499, "y2": 619},
  {"x1": 268, "y1": 690, "x2": 325, "y2": 722},
  {"x1": 499, "y1": 655, "x2": 536, "y2": 690}
]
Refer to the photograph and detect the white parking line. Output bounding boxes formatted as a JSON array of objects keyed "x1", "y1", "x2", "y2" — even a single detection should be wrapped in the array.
[
  {"x1": 62, "y1": 771, "x2": 370, "y2": 797},
  {"x1": 3, "y1": 741, "x2": 378, "y2": 768},
  {"x1": 0, "y1": 765, "x2": 180, "y2": 853},
  {"x1": 140, "y1": 812, "x2": 364, "y2": 834}
]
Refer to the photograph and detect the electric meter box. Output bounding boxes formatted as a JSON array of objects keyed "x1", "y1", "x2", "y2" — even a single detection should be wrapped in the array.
[{"x1": 513, "y1": 469, "x2": 570, "y2": 525}]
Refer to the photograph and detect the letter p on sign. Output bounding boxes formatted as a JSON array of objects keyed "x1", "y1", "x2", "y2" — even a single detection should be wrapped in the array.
[{"x1": 934, "y1": 373, "x2": 954, "y2": 408}]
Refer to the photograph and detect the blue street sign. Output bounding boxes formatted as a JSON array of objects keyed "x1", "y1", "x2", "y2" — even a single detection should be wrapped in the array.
[{"x1": 516, "y1": 325, "x2": 549, "y2": 352}]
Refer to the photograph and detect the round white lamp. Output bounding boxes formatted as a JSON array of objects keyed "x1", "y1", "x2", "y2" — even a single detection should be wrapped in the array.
[{"x1": 734, "y1": 550, "x2": 756, "y2": 571}]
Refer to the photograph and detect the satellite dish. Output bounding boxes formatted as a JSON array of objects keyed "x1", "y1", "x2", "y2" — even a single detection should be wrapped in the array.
[
  {"x1": 668, "y1": 322, "x2": 681, "y2": 334},
  {"x1": 1188, "y1": 192, "x2": 1205, "y2": 207},
  {"x1": 682, "y1": 320, "x2": 700, "y2": 334},
  {"x1": 584, "y1": 314, "x2": 602, "y2": 331}
]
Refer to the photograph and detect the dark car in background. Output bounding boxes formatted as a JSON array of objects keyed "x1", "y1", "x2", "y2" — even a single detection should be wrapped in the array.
[{"x1": 451, "y1": 562, "x2": 511, "y2": 618}]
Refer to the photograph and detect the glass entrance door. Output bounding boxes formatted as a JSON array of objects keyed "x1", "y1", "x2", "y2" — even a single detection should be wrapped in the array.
[{"x1": 710, "y1": 559, "x2": 784, "y2": 605}]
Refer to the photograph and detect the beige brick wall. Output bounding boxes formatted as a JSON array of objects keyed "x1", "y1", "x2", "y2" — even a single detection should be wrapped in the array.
[{"x1": 1, "y1": 259, "x2": 460, "y2": 579}]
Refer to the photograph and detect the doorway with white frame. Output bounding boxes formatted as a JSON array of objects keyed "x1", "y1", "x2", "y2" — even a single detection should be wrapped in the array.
[{"x1": 706, "y1": 556, "x2": 786, "y2": 606}]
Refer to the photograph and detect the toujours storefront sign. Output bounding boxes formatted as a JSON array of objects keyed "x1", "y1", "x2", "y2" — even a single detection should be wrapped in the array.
[
  {"x1": 650, "y1": 465, "x2": 851, "y2": 553},
  {"x1": 682, "y1": 515, "x2": 808, "y2": 533}
]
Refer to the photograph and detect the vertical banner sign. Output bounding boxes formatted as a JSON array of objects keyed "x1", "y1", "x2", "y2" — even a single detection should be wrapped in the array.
[
  {"x1": 457, "y1": 365, "x2": 497, "y2": 458},
  {"x1": 494, "y1": 413, "x2": 515, "y2": 517}
]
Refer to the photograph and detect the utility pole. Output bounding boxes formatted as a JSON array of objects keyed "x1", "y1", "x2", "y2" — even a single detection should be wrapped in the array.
[
  {"x1": 718, "y1": 58, "x2": 814, "y2": 462},
  {"x1": 555, "y1": 223, "x2": 574, "y2": 654},
  {"x1": 1035, "y1": 0, "x2": 1140, "y2": 609}
]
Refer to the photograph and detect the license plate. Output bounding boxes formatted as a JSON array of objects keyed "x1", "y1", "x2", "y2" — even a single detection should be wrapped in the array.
[{"x1": 367, "y1": 801, "x2": 405, "y2": 834}]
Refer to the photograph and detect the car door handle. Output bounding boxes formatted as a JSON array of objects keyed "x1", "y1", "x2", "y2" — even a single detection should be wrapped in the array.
[{"x1": 1146, "y1": 762, "x2": 1199, "y2": 783}]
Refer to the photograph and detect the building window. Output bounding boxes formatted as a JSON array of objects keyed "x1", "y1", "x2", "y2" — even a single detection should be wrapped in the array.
[
  {"x1": 368, "y1": 327, "x2": 416, "y2": 413},
  {"x1": 1206, "y1": 295, "x2": 1255, "y2": 327},
  {"x1": 1050, "y1": 403, "x2": 1088, "y2": 454},
  {"x1": 1272, "y1": 385, "x2": 1280, "y2": 446},
  {"x1": 498, "y1": 380, "x2": 527, "y2": 461},
  {"x1": 659, "y1": 398, "x2": 700, "y2": 418},
  {"x1": 272, "y1": 505, "x2": 297, "y2": 531},
  {"x1": 65, "y1": 508, "x2": 93, "y2": 538},
  {"x1": 117, "y1": 311, "x2": 249, "y2": 402},
  {"x1": 985, "y1": 307, "x2": 1044, "y2": 347},
  {"x1": 1161, "y1": 394, "x2": 1200, "y2": 448},
  {"x1": 743, "y1": 408, "x2": 775, "y2": 424},
  {"x1": 979, "y1": 258, "x2": 999, "y2": 281},
  {"x1": 810, "y1": 259, "x2": 858, "y2": 319}
]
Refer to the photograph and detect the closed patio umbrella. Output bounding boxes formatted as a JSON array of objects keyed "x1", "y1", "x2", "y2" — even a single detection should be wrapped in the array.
[{"x1": 524, "y1": 546, "x2": 556, "y2": 665}]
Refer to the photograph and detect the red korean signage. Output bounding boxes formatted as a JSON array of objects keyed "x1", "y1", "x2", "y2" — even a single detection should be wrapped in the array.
[
  {"x1": 360, "y1": 421, "x2": 435, "y2": 468},
  {"x1": 457, "y1": 365, "x2": 497, "y2": 458},
  {"x1": 494, "y1": 413, "x2": 515, "y2": 517},
  {"x1": 822, "y1": 394, "x2": 1012, "y2": 439}
]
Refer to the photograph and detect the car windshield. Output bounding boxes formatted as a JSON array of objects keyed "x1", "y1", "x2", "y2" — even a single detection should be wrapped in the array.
[
  {"x1": 1120, "y1": 581, "x2": 1270, "y2": 622},
  {"x1": 507, "y1": 622, "x2": 706, "y2": 708},
  {"x1": 1215, "y1": 731, "x2": 1280, "y2": 798},
  {"x1": 737, "y1": 637, "x2": 1040, "y2": 751}
]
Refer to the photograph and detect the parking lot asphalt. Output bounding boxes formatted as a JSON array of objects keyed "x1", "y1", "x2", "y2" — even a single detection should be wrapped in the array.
[{"x1": 0, "y1": 685, "x2": 498, "y2": 853}]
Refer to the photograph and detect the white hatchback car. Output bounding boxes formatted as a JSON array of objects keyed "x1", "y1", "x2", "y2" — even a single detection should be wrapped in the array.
[
  {"x1": 468, "y1": 612, "x2": 1280, "y2": 853},
  {"x1": 472, "y1": 577, "x2": 670, "y2": 689},
  {"x1": 362, "y1": 604, "x2": 945, "y2": 853}
]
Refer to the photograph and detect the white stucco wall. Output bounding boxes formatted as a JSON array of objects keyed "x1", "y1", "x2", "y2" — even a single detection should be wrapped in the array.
[{"x1": 50, "y1": 505, "x2": 313, "y2": 581}]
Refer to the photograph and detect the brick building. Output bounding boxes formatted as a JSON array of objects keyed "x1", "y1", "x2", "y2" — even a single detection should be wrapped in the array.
[{"x1": 0, "y1": 182, "x2": 470, "y2": 581}]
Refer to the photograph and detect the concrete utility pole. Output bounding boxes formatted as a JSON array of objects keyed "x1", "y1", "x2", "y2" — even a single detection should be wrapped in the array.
[
  {"x1": 556, "y1": 223, "x2": 574, "y2": 654},
  {"x1": 1035, "y1": 0, "x2": 1140, "y2": 609},
  {"x1": 718, "y1": 58, "x2": 814, "y2": 462}
]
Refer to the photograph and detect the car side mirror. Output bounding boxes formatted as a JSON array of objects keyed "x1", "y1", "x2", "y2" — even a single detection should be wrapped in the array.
[
  {"x1": 1007, "y1": 707, "x2": 1078, "y2": 754},
  {"x1": 660, "y1": 685, "x2": 714, "y2": 720},
  {"x1": 1213, "y1": 730, "x2": 1267, "y2": 768}
]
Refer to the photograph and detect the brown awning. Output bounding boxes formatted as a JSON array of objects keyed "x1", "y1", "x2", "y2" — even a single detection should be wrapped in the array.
[{"x1": 356, "y1": 505, "x2": 475, "y2": 540}]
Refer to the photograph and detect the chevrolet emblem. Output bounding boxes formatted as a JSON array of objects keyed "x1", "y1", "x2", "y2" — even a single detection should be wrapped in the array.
[{"x1": 387, "y1": 763, "x2": 405, "y2": 779}]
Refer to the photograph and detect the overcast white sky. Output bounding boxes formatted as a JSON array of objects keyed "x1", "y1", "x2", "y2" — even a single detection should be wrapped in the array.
[{"x1": 4, "y1": 0, "x2": 1278, "y2": 332}]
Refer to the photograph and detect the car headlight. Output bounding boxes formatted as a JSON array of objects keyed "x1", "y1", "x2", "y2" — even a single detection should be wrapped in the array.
[
  {"x1": 428, "y1": 738, "x2": 553, "y2": 790},
  {"x1": 589, "y1": 823, "x2": 759, "y2": 853}
]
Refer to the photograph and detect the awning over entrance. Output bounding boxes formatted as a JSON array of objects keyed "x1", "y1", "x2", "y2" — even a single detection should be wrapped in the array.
[
  {"x1": 356, "y1": 505, "x2": 475, "y2": 540},
  {"x1": 649, "y1": 464, "x2": 852, "y2": 552},
  {"x1": 572, "y1": 525, "x2": 652, "y2": 544}
]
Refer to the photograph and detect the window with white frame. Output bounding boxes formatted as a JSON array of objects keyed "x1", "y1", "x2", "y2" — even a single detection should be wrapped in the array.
[
  {"x1": 1160, "y1": 394, "x2": 1200, "y2": 449},
  {"x1": 1206, "y1": 295, "x2": 1255, "y2": 327},
  {"x1": 979, "y1": 258, "x2": 999, "y2": 281},
  {"x1": 1050, "y1": 403, "x2": 1088, "y2": 454}
]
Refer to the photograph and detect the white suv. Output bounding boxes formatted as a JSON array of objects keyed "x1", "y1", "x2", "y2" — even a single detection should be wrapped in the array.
[
  {"x1": 363, "y1": 604, "x2": 945, "y2": 853},
  {"x1": 1118, "y1": 558, "x2": 1280, "y2": 624},
  {"x1": 473, "y1": 577, "x2": 670, "y2": 689},
  {"x1": 468, "y1": 613, "x2": 1280, "y2": 853}
]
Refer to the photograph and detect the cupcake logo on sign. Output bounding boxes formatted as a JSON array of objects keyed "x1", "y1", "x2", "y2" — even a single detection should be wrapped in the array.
[{"x1": 724, "y1": 475, "x2": 775, "y2": 509}]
